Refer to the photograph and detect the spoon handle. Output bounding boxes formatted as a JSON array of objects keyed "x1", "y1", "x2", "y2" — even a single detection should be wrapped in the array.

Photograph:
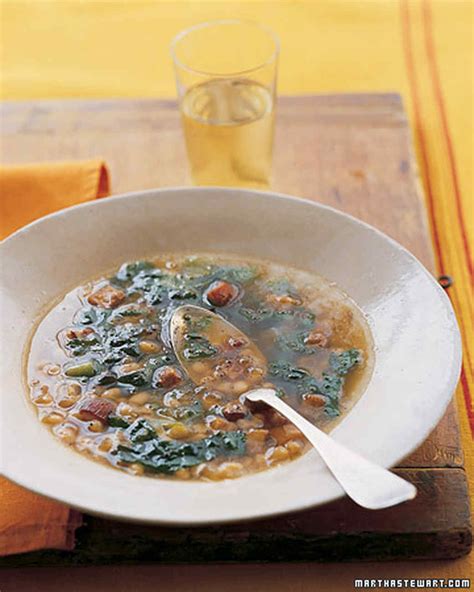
[{"x1": 246, "y1": 389, "x2": 417, "y2": 510}]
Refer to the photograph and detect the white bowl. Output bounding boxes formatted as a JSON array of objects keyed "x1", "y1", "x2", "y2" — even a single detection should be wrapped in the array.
[{"x1": 0, "y1": 188, "x2": 461, "y2": 525}]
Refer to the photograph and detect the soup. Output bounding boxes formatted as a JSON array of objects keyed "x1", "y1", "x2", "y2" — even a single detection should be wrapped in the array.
[{"x1": 27, "y1": 254, "x2": 373, "y2": 481}]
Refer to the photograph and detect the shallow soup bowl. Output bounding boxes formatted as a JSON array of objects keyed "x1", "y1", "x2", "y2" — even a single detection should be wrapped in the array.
[{"x1": 0, "y1": 187, "x2": 461, "y2": 525}]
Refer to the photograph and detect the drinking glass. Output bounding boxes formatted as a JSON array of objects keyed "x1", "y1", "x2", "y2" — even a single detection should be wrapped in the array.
[{"x1": 171, "y1": 20, "x2": 279, "y2": 188}]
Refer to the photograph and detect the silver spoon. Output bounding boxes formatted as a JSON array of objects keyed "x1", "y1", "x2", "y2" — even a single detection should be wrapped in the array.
[{"x1": 170, "y1": 304, "x2": 416, "y2": 509}]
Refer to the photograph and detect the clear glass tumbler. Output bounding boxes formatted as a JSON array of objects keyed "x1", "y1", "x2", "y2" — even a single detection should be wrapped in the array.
[{"x1": 171, "y1": 20, "x2": 279, "y2": 188}]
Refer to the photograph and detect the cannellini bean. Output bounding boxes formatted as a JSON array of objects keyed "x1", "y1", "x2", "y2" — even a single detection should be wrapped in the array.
[
  {"x1": 266, "y1": 445, "x2": 290, "y2": 464},
  {"x1": 209, "y1": 417, "x2": 233, "y2": 432},
  {"x1": 34, "y1": 391, "x2": 53, "y2": 405},
  {"x1": 129, "y1": 391, "x2": 151, "y2": 405},
  {"x1": 88, "y1": 419, "x2": 105, "y2": 433},
  {"x1": 270, "y1": 424, "x2": 303, "y2": 445},
  {"x1": 167, "y1": 423, "x2": 190, "y2": 439},
  {"x1": 247, "y1": 428, "x2": 269, "y2": 442},
  {"x1": 58, "y1": 397, "x2": 77, "y2": 409},
  {"x1": 138, "y1": 340, "x2": 161, "y2": 354},
  {"x1": 41, "y1": 411, "x2": 65, "y2": 425},
  {"x1": 230, "y1": 381, "x2": 249, "y2": 395},
  {"x1": 117, "y1": 403, "x2": 135, "y2": 417},
  {"x1": 202, "y1": 391, "x2": 223, "y2": 410},
  {"x1": 212, "y1": 462, "x2": 244, "y2": 480},
  {"x1": 129, "y1": 463, "x2": 145, "y2": 476},
  {"x1": 285, "y1": 439, "x2": 304, "y2": 458},
  {"x1": 67, "y1": 383, "x2": 82, "y2": 397},
  {"x1": 102, "y1": 387, "x2": 123, "y2": 401},
  {"x1": 120, "y1": 362, "x2": 142, "y2": 374},
  {"x1": 55, "y1": 424, "x2": 78, "y2": 445},
  {"x1": 98, "y1": 437, "x2": 113, "y2": 452}
]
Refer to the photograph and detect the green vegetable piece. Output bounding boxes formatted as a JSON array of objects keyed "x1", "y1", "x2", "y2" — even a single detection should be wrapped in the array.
[
  {"x1": 182, "y1": 334, "x2": 218, "y2": 360},
  {"x1": 127, "y1": 419, "x2": 157, "y2": 443},
  {"x1": 115, "y1": 260, "x2": 155, "y2": 282},
  {"x1": 65, "y1": 360, "x2": 98, "y2": 378},
  {"x1": 118, "y1": 371, "x2": 148, "y2": 387},
  {"x1": 174, "y1": 401, "x2": 203, "y2": 422},
  {"x1": 238, "y1": 306, "x2": 273, "y2": 323},
  {"x1": 330, "y1": 349, "x2": 361, "y2": 375},
  {"x1": 216, "y1": 265, "x2": 259, "y2": 285},
  {"x1": 116, "y1": 430, "x2": 246, "y2": 474},
  {"x1": 108, "y1": 416, "x2": 130, "y2": 429}
]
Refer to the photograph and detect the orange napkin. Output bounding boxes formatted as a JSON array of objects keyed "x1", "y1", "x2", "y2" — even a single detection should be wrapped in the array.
[
  {"x1": 0, "y1": 159, "x2": 110, "y2": 556},
  {"x1": 0, "y1": 159, "x2": 109, "y2": 239}
]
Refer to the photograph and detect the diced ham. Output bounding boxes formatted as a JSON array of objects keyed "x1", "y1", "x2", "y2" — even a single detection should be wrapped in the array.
[
  {"x1": 154, "y1": 366, "x2": 182, "y2": 389},
  {"x1": 304, "y1": 330, "x2": 329, "y2": 348},
  {"x1": 222, "y1": 401, "x2": 247, "y2": 422},
  {"x1": 228, "y1": 336, "x2": 246, "y2": 349},
  {"x1": 205, "y1": 281, "x2": 238, "y2": 307},
  {"x1": 302, "y1": 393, "x2": 326, "y2": 408},
  {"x1": 77, "y1": 397, "x2": 116, "y2": 424},
  {"x1": 87, "y1": 285, "x2": 126, "y2": 309}
]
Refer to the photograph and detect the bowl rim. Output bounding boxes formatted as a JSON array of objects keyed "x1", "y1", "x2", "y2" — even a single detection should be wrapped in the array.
[{"x1": 0, "y1": 186, "x2": 462, "y2": 525}]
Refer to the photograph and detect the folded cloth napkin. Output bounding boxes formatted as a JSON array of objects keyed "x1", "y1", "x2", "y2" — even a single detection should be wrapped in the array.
[
  {"x1": 0, "y1": 159, "x2": 109, "y2": 238},
  {"x1": 0, "y1": 158, "x2": 110, "y2": 556}
]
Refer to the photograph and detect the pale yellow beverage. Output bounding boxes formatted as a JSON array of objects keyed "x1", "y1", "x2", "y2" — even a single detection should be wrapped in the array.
[{"x1": 181, "y1": 78, "x2": 275, "y2": 188}]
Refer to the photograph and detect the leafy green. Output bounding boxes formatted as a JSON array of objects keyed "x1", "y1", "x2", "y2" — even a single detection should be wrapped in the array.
[
  {"x1": 115, "y1": 260, "x2": 155, "y2": 282},
  {"x1": 329, "y1": 349, "x2": 361, "y2": 375},
  {"x1": 116, "y1": 430, "x2": 247, "y2": 474},
  {"x1": 108, "y1": 415, "x2": 130, "y2": 428},
  {"x1": 127, "y1": 419, "x2": 157, "y2": 443},
  {"x1": 277, "y1": 331, "x2": 319, "y2": 355},
  {"x1": 182, "y1": 333, "x2": 218, "y2": 360},
  {"x1": 265, "y1": 277, "x2": 298, "y2": 297},
  {"x1": 216, "y1": 265, "x2": 259, "y2": 285},
  {"x1": 268, "y1": 350, "x2": 361, "y2": 417},
  {"x1": 173, "y1": 400, "x2": 203, "y2": 422},
  {"x1": 238, "y1": 306, "x2": 274, "y2": 323},
  {"x1": 169, "y1": 288, "x2": 198, "y2": 301},
  {"x1": 118, "y1": 371, "x2": 148, "y2": 387},
  {"x1": 65, "y1": 335, "x2": 100, "y2": 356}
]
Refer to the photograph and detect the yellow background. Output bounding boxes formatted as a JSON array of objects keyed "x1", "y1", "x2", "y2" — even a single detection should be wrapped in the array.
[{"x1": 1, "y1": 0, "x2": 473, "y2": 584}]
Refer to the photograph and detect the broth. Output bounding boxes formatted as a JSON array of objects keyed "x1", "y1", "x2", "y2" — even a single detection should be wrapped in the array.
[{"x1": 27, "y1": 254, "x2": 373, "y2": 481}]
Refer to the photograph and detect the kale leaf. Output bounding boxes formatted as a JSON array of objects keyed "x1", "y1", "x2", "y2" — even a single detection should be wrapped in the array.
[
  {"x1": 182, "y1": 333, "x2": 218, "y2": 360},
  {"x1": 116, "y1": 429, "x2": 247, "y2": 474},
  {"x1": 329, "y1": 348, "x2": 361, "y2": 375},
  {"x1": 268, "y1": 349, "x2": 361, "y2": 417}
]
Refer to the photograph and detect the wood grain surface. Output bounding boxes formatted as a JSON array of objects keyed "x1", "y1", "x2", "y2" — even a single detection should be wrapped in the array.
[{"x1": 0, "y1": 94, "x2": 471, "y2": 564}]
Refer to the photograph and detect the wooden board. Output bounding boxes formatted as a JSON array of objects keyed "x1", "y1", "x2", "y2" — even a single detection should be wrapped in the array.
[{"x1": 0, "y1": 94, "x2": 471, "y2": 564}]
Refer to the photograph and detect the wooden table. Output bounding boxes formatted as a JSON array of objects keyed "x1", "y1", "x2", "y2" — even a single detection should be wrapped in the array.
[{"x1": 0, "y1": 94, "x2": 471, "y2": 564}]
